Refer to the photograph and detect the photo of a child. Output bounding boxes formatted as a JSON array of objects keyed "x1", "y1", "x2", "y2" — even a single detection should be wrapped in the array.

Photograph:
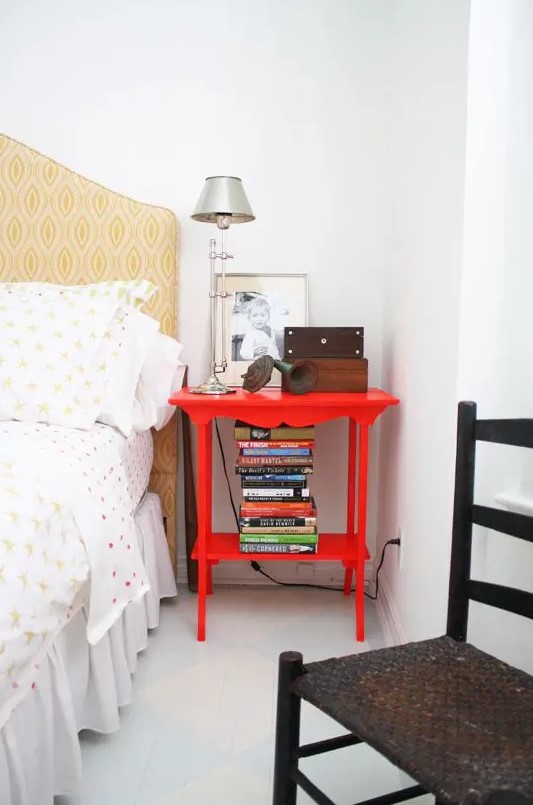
[
  {"x1": 238, "y1": 296, "x2": 281, "y2": 360},
  {"x1": 231, "y1": 292, "x2": 286, "y2": 362}
]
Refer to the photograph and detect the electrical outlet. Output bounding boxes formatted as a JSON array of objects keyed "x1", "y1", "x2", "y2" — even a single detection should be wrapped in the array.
[{"x1": 398, "y1": 526, "x2": 404, "y2": 570}]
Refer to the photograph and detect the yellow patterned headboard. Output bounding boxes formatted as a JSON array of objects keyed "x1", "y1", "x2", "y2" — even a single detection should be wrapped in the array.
[{"x1": 0, "y1": 133, "x2": 179, "y2": 570}]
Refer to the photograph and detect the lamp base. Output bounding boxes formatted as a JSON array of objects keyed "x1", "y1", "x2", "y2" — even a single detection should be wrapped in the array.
[{"x1": 189, "y1": 374, "x2": 237, "y2": 395}]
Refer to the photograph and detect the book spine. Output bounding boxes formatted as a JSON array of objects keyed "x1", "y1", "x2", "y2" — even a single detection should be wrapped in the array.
[
  {"x1": 236, "y1": 440, "x2": 315, "y2": 449},
  {"x1": 243, "y1": 488, "x2": 310, "y2": 498},
  {"x1": 239, "y1": 524, "x2": 317, "y2": 542},
  {"x1": 240, "y1": 537, "x2": 318, "y2": 545},
  {"x1": 240, "y1": 497, "x2": 315, "y2": 514},
  {"x1": 237, "y1": 456, "x2": 314, "y2": 466},
  {"x1": 239, "y1": 516, "x2": 317, "y2": 527},
  {"x1": 239, "y1": 543, "x2": 318, "y2": 554},
  {"x1": 241, "y1": 474, "x2": 307, "y2": 482},
  {"x1": 242, "y1": 496, "x2": 313, "y2": 504},
  {"x1": 241, "y1": 448, "x2": 312, "y2": 456},
  {"x1": 235, "y1": 466, "x2": 313, "y2": 475},
  {"x1": 240, "y1": 508, "x2": 315, "y2": 518},
  {"x1": 241, "y1": 480, "x2": 307, "y2": 489},
  {"x1": 234, "y1": 424, "x2": 315, "y2": 440}
]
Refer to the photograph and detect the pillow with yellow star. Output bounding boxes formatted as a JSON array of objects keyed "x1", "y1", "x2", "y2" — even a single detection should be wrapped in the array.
[
  {"x1": 0, "y1": 291, "x2": 124, "y2": 428},
  {"x1": 0, "y1": 279, "x2": 158, "y2": 309}
]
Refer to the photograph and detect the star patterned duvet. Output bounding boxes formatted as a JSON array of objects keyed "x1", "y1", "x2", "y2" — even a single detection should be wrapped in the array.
[{"x1": 0, "y1": 421, "x2": 149, "y2": 728}]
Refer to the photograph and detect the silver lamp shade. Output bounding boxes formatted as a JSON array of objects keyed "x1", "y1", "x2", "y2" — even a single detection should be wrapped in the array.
[{"x1": 191, "y1": 176, "x2": 255, "y2": 225}]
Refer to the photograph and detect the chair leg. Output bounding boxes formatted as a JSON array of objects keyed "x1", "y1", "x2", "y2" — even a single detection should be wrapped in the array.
[{"x1": 273, "y1": 652, "x2": 304, "y2": 805}]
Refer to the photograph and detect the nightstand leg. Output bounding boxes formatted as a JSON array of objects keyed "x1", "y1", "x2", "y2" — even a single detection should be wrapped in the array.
[
  {"x1": 356, "y1": 424, "x2": 369, "y2": 642},
  {"x1": 343, "y1": 567, "x2": 353, "y2": 594},
  {"x1": 345, "y1": 419, "x2": 357, "y2": 596},
  {"x1": 196, "y1": 421, "x2": 212, "y2": 641}
]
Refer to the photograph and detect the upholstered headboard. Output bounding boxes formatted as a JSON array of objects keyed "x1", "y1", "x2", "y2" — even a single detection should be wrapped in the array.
[{"x1": 0, "y1": 133, "x2": 180, "y2": 570}]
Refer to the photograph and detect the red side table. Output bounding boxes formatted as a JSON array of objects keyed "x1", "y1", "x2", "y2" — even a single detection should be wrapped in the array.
[{"x1": 169, "y1": 387, "x2": 399, "y2": 641}]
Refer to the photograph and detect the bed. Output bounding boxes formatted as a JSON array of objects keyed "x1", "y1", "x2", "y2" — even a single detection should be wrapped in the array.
[{"x1": 0, "y1": 134, "x2": 181, "y2": 804}]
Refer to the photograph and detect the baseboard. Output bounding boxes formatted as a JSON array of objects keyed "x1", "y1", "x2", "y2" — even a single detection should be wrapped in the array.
[
  {"x1": 376, "y1": 574, "x2": 407, "y2": 646},
  {"x1": 177, "y1": 557, "x2": 372, "y2": 588},
  {"x1": 176, "y1": 558, "x2": 189, "y2": 586}
]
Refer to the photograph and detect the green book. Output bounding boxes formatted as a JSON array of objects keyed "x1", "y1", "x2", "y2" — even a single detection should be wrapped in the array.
[{"x1": 239, "y1": 533, "x2": 318, "y2": 544}]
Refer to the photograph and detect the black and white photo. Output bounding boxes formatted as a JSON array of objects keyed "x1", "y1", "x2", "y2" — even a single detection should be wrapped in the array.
[{"x1": 215, "y1": 273, "x2": 308, "y2": 387}]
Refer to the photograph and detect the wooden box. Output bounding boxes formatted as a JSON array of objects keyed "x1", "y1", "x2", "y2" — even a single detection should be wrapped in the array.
[
  {"x1": 284, "y1": 326, "x2": 364, "y2": 359},
  {"x1": 282, "y1": 357, "x2": 368, "y2": 393}
]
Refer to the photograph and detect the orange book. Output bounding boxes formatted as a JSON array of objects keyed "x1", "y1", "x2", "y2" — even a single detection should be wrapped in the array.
[{"x1": 240, "y1": 503, "x2": 315, "y2": 517}]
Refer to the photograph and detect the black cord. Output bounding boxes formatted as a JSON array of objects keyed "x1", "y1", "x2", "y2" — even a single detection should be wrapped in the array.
[
  {"x1": 250, "y1": 539, "x2": 399, "y2": 597},
  {"x1": 364, "y1": 537, "x2": 400, "y2": 600},
  {"x1": 215, "y1": 418, "x2": 239, "y2": 526},
  {"x1": 215, "y1": 417, "x2": 400, "y2": 599}
]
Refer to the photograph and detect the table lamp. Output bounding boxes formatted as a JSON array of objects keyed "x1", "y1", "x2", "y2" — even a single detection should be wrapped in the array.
[{"x1": 190, "y1": 176, "x2": 255, "y2": 394}]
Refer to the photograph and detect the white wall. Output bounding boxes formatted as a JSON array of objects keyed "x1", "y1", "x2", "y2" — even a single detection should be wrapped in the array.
[
  {"x1": 377, "y1": 0, "x2": 471, "y2": 640},
  {"x1": 379, "y1": 0, "x2": 533, "y2": 673},
  {"x1": 0, "y1": 0, "x2": 389, "y2": 582},
  {"x1": 456, "y1": 0, "x2": 533, "y2": 673}
]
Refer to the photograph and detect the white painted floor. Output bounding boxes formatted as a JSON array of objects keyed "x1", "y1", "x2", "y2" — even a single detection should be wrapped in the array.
[{"x1": 59, "y1": 585, "x2": 427, "y2": 805}]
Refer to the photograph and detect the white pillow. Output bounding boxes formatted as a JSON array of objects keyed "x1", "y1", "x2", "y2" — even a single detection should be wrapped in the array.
[
  {"x1": 132, "y1": 332, "x2": 185, "y2": 432},
  {"x1": 154, "y1": 363, "x2": 186, "y2": 430},
  {"x1": 0, "y1": 292, "x2": 121, "y2": 429},
  {"x1": 97, "y1": 308, "x2": 159, "y2": 436}
]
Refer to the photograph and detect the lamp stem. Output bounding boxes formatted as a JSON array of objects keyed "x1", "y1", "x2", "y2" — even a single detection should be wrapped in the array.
[
  {"x1": 220, "y1": 227, "x2": 227, "y2": 370},
  {"x1": 190, "y1": 233, "x2": 236, "y2": 394},
  {"x1": 209, "y1": 236, "x2": 217, "y2": 377}
]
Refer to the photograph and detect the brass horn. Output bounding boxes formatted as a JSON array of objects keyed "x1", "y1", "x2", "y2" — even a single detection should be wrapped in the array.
[
  {"x1": 241, "y1": 355, "x2": 318, "y2": 394},
  {"x1": 275, "y1": 359, "x2": 318, "y2": 394}
]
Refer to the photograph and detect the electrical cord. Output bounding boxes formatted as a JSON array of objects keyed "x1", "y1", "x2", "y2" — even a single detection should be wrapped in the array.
[
  {"x1": 249, "y1": 540, "x2": 399, "y2": 597},
  {"x1": 215, "y1": 417, "x2": 240, "y2": 525},
  {"x1": 215, "y1": 418, "x2": 400, "y2": 599}
]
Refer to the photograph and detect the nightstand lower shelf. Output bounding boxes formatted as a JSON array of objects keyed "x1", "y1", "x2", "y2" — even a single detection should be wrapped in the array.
[{"x1": 192, "y1": 533, "x2": 370, "y2": 563}]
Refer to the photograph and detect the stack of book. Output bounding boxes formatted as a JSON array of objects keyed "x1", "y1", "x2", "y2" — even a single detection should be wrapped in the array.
[{"x1": 235, "y1": 420, "x2": 317, "y2": 554}]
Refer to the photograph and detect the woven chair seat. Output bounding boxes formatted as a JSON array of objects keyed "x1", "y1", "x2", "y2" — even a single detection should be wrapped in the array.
[{"x1": 292, "y1": 636, "x2": 533, "y2": 804}]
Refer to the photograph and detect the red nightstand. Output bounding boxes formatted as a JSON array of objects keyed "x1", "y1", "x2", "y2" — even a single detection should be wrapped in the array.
[{"x1": 169, "y1": 387, "x2": 399, "y2": 641}]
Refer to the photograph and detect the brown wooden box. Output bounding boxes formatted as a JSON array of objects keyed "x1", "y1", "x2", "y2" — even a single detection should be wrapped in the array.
[
  {"x1": 282, "y1": 357, "x2": 368, "y2": 393},
  {"x1": 284, "y1": 326, "x2": 364, "y2": 359}
]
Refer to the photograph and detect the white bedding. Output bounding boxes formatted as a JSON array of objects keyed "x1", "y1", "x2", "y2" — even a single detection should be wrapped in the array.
[
  {"x1": 0, "y1": 421, "x2": 149, "y2": 730},
  {"x1": 113, "y1": 427, "x2": 154, "y2": 511},
  {"x1": 0, "y1": 492, "x2": 177, "y2": 805}
]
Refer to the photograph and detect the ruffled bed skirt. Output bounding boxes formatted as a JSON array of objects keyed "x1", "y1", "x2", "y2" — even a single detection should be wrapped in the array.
[{"x1": 0, "y1": 492, "x2": 177, "y2": 805}]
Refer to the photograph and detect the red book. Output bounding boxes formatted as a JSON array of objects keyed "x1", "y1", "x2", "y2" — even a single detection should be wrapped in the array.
[{"x1": 236, "y1": 440, "x2": 315, "y2": 449}]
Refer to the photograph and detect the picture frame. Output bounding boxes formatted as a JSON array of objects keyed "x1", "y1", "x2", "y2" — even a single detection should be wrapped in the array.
[{"x1": 215, "y1": 272, "x2": 308, "y2": 387}]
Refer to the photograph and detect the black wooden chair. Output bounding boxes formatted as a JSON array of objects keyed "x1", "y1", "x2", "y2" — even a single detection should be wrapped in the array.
[{"x1": 273, "y1": 401, "x2": 533, "y2": 805}]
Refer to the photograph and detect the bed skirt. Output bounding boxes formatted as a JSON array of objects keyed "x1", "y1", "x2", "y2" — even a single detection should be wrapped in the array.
[{"x1": 0, "y1": 492, "x2": 177, "y2": 805}]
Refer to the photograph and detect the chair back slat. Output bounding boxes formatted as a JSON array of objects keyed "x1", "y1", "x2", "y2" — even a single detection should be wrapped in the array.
[
  {"x1": 469, "y1": 580, "x2": 533, "y2": 621},
  {"x1": 447, "y1": 402, "x2": 533, "y2": 641},
  {"x1": 472, "y1": 504, "x2": 533, "y2": 544},
  {"x1": 447, "y1": 402, "x2": 476, "y2": 641},
  {"x1": 476, "y1": 419, "x2": 533, "y2": 448}
]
